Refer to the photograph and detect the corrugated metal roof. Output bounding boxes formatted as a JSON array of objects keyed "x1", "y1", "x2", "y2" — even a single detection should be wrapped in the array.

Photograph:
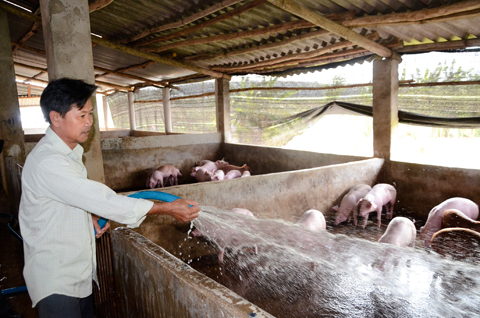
[{"x1": 3, "y1": 0, "x2": 480, "y2": 95}]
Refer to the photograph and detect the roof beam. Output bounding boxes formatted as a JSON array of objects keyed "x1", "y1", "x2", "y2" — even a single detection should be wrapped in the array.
[
  {"x1": 123, "y1": 0, "x2": 244, "y2": 43},
  {"x1": 211, "y1": 32, "x2": 380, "y2": 72},
  {"x1": 266, "y1": 0, "x2": 401, "y2": 61},
  {"x1": 1, "y1": 1, "x2": 230, "y2": 80},
  {"x1": 134, "y1": 0, "x2": 267, "y2": 47},
  {"x1": 145, "y1": 11, "x2": 355, "y2": 53},
  {"x1": 91, "y1": 37, "x2": 230, "y2": 79}
]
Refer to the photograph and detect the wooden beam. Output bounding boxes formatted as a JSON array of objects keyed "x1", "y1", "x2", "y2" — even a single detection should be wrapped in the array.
[
  {"x1": 253, "y1": 40, "x2": 403, "y2": 75},
  {"x1": 11, "y1": 44, "x2": 169, "y2": 87},
  {"x1": 134, "y1": 0, "x2": 267, "y2": 47},
  {"x1": 211, "y1": 32, "x2": 380, "y2": 72},
  {"x1": 184, "y1": 2, "x2": 480, "y2": 63},
  {"x1": 94, "y1": 66, "x2": 168, "y2": 87},
  {"x1": 343, "y1": 0, "x2": 480, "y2": 28},
  {"x1": 14, "y1": 63, "x2": 130, "y2": 91},
  {"x1": 145, "y1": 20, "x2": 313, "y2": 53},
  {"x1": 266, "y1": 0, "x2": 401, "y2": 61},
  {"x1": 124, "y1": 0, "x2": 244, "y2": 43},
  {"x1": 91, "y1": 37, "x2": 230, "y2": 79},
  {"x1": 4, "y1": 1, "x2": 228, "y2": 80},
  {"x1": 89, "y1": 0, "x2": 114, "y2": 13},
  {"x1": 397, "y1": 38, "x2": 480, "y2": 54},
  {"x1": 145, "y1": 11, "x2": 355, "y2": 53}
]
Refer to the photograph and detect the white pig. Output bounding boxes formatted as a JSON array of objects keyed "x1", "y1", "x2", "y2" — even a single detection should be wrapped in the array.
[
  {"x1": 194, "y1": 167, "x2": 212, "y2": 182},
  {"x1": 332, "y1": 184, "x2": 372, "y2": 226},
  {"x1": 224, "y1": 170, "x2": 242, "y2": 180},
  {"x1": 210, "y1": 170, "x2": 225, "y2": 181},
  {"x1": 358, "y1": 183, "x2": 397, "y2": 228},
  {"x1": 420, "y1": 197, "x2": 479, "y2": 247},
  {"x1": 296, "y1": 209, "x2": 326, "y2": 231},
  {"x1": 147, "y1": 164, "x2": 182, "y2": 188},
  {"x1": 378, "y1": 217, "x2": 416, "y2": 248}
]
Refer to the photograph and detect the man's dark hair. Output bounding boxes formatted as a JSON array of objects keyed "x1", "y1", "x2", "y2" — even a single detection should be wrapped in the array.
[{"x1": 40, "y1": 78, "x2": 98, "y2": 124}]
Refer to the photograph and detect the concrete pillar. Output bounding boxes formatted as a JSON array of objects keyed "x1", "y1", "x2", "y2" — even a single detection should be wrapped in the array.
[
  {"x1": 215, "y1": 78, "x2": 231, "y2": 143},
  {"x1": 128, "y1": 91, "x2": 135, "y2": 130},
  {"x1": 372, "y1": 58, "x2": 399, "y2": 160},
  {"x1": 0, "y1": 8, "x2": 26, "y2": 214},
  {"x1": 162, "y1": 87, "x2": 172, "y2": 134},
  {"x1": 39, "y1": 0, "x2": 105, "y2": 183}
]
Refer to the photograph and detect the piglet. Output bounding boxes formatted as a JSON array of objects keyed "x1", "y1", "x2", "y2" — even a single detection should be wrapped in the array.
[
  {"x1": 219, "y1": 164, "x2": 251, "y2": 175},
  {"x1": 296, "y1": 209, "x2": 326, "y2": 231},
  {"x1": 358, "y1": 183, "x2": 397, "y2": 228},
  {"x1": 224, "y1": 170, "x2": 242, "y2": 180},
  {"x1": 147, "y1": 164, "x2": 182, "y2": 188},
  {"x1": 210, "y1": 170, "x2": 225, "y2": 181},
  {"x1": 333, "y1": 184, "x2": 372, "y2": 226},
  {"x1": 190, "y1": 160, "x2": 218, "y2": 178},
  {"x1": 241, "y1": 170, "x2": 251, "y2": 177},
  {"x1": 194, "y1": 167, "x2": 212, "y2": 182},
  {"x1": 191, "y1": 208, "x2": 257, "y2": 263},
  {"x1": 378, "y1": 217, "x2": 416, "y2": 248},
  {"x1": 420, "y1": 197, "x2": 479, "y2": 247}
]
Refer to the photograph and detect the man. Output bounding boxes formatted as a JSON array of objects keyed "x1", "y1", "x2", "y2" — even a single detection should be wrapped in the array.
[{"x1": 19, "y1": 78, "x2": 200, "y2": 318}]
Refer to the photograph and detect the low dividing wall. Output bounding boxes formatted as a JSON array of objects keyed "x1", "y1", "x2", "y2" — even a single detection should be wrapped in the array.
[
  {"x1": 221, "y1": 143, "x2": 367, "y2": 175},
  {"x1": 385, "y1": 161, "x2": 480, "y2": 220},
  {"x1": 101, "y1": 134, "x2": 369, "y2": 191},
  {"x1": 101, "y1": 133, "x2": 223, "y2": 191},
  {"x1": 111, "y1": 227, "x2": 274, "y2": 318},
  {"x1": 122, "y1": 158, "x2": 385, "y2": 223}
]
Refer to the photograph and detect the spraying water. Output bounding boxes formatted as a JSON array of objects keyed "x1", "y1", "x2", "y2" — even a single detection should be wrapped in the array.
[{"x1": 189, "y1": 206, "x2": 480, "y2": 318}]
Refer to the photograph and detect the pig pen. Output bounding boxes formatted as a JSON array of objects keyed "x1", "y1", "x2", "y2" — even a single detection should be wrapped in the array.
[
  {"x1": 100, "y1": 132, "x2": 369, "y2": 191},
  {"x1": 109, "y1": 158, "x2": 385, "y2": 317}
]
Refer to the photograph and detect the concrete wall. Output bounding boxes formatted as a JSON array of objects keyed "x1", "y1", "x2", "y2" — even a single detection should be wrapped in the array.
[
  {"x1": 384, "y1": 161, "x2": 480, "y2": 220},
  {"x1": 101, "y1": 133, "x2": 223, "y2": 191},
  {"x1": 111, "y1": 227, "x2": 274, "y2": 318},
  {"x1": 121, "y1": 158, "x2": 384, "y2": 224},
  {"x1": 100, "y1": 134, "x2": 369, "y2": 191},
  {"x1": 221, "y1": 143, "x2": 368, "y2": 175}
]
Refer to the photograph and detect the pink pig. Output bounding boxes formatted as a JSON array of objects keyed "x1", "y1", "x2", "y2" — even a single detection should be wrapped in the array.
[
  {"x1": 194, "y1": 167, "x2": 212, "y2": 182},
  {"x1": 333, "y1": 184, "x2": 372, "y2": 226},
  {"x1": 378, "y1": 217, "x2": 416, "y2": 248},
  {"x1": 358, "y1": 183, "x2": 396, "y2": 228},
  {"x1": 210, "y1": 170, "x2": 225, "y2": 181},
  {"x1": 420, "y1": 197, "x2": 479, "y2": 247},
  {"x1": 296, "y1": 209, "x2": 326, "y2": 231},
  {"x1": 219, "y1": 164, "x2": 251, "y2": 175},
  {"x1": 224, "y1": 170, "x2": 242, "y2": 180},
  {"x1": 147, "y1": 164, "x2": 182, "y2": 188}
]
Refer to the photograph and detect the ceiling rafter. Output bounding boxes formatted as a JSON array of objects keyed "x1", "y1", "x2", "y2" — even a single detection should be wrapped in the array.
[
  {"x1": 144, "y1": 11, "x2": 355, "y2": 53},
  {"x1": 211, "y1": 32, "x2": 380, "y2": 72},
  {"x1": 181, "y1": 1, "x2": 480, "y2": 65},
  {"x1": 122, "y1": 0, "x2": 244, "y2": 43},
  {"x1": 133, "y1": 0, "x2": 267, "y2": 48},
  {"x1": 266, "y1": 0, "x2": 401, "y2": 61},
  {"x1": 2, "y1": 1, "x2": 230, "y2": 81}
]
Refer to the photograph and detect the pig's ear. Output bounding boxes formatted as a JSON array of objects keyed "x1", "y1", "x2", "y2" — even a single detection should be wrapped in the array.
[
  {"x1": 331, "y1": 205, "x2": 338, "y2": 212},
  {"x1": 357, "y1": 198, "x2": 363, "y2": 205}
]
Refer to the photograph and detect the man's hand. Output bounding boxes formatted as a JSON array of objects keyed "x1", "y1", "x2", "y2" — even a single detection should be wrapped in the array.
[
  {"x1": 92, "y1": 214, "x2": 110, "y2": 238},
  {"x1": 148, "y1": 199, "x2": 200, "y2": 222}
]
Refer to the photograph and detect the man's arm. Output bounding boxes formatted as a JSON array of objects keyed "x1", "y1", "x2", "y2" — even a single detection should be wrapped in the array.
[{"x1": 147, "y1": 199, "x2": 200, "y2": 222}]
